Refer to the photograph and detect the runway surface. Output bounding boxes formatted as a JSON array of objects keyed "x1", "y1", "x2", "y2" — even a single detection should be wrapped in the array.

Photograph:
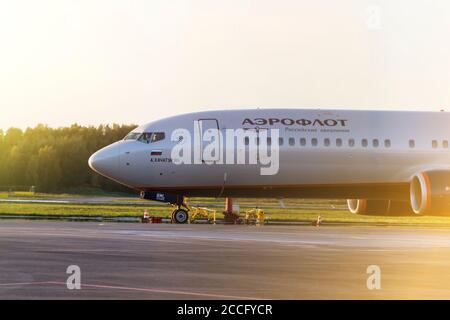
[{"x1": 1, "y1": 220, "x2": 450, "y2": 299}]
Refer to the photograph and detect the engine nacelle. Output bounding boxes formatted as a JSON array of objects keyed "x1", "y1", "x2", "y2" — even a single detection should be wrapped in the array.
[
  {"x1": 347, "y1": 199, "x2": 415, "y2": 216},
  {"x1": 347, "y1": 199, "x2": 389, "y2": 215},
  {"x1": 410, "y1": 170, "x2": 450, "y2": 215}
]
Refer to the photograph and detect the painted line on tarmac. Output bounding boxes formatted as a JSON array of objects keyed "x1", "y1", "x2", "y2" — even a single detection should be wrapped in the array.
[{"x1": 0, "y1": 281, "x2": 265, "y2": 300}]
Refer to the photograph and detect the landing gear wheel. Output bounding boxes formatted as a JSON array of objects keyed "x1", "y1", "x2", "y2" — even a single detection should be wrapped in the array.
[{"x1": 172, "y1": 209, "x2": 189, "y2": 224}]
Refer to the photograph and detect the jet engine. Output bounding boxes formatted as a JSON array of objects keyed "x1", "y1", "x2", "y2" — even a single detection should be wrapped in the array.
[
  {"x1": 347, "y1": 199, "x2": 414, "y2": 216},
  {"x1": 410, "y1": 170, "x2": 450, "y2": 215}
]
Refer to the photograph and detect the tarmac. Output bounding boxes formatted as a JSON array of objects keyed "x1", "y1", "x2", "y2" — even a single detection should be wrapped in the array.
[{"x1": 1, "y1": 220, "x2": 450, "y2": 299}]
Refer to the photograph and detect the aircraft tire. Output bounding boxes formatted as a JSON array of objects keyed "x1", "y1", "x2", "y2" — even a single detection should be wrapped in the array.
[{"x1": 172, "y1": 209, "x2": 189, "y2": 224}]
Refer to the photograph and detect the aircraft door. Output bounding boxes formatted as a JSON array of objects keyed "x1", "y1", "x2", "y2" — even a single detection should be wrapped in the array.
[{"x1": 197, "y1": 119, "x2": 221, "y2": 164}]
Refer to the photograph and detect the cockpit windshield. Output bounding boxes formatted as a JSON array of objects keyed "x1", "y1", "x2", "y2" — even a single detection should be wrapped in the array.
[
  {"x1": 123, "y1": 131, "x2": 165, "y2": 143},
  {"x1": 138, "y1": 132, "x2": 165, "y2": 143},
  {"x1": 124, "y1": 132, "x2": 142, "y2": 140}
]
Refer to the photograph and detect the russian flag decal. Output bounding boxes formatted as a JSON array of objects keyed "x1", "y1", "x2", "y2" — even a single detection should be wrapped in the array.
[{"x1": 151, "y1": 150, "x2": 162, "y2": 156}]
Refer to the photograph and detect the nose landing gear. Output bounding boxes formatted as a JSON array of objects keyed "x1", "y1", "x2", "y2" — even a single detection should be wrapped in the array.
[
  {"x1": 140, "y1": 191, "x2": 190, "y2": 224},
  {"x1": 171, "y1": 197, "x2": 190, "y2": 224},
  {"x1": 172, "y1": 207, "x2": 189, "y2": 224}
]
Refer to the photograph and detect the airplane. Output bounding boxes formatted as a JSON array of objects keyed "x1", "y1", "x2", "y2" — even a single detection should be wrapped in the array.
[{"x1": 88, "y1": 108, "x2": 450, "y2": 223}]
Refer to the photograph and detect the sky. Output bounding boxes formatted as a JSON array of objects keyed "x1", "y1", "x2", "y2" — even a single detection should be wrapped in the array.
[{"x1": 1, "y1": 0, "x2": 450, "y2": 130}]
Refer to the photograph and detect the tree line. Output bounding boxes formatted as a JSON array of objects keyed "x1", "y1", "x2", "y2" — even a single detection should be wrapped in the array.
[{"x1": 0, "y1": 124, "x2": 137, "y2": 193}]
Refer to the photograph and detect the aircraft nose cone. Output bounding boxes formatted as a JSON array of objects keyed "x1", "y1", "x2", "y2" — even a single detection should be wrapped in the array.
[{"x1": 88, "y1": 143, "x2": 120, "y2": 179}]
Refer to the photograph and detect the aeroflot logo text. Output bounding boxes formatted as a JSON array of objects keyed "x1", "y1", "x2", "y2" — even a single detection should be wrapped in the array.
[
  {"x1": 242, "y1": 118, "x2": 348, "y2": 127},
  {"x1": 170, "y1": 121, "x2": 280, "y2": 175}
]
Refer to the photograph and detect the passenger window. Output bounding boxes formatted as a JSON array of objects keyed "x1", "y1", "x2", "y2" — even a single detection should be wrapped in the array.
[
  {"x1": 336, "y1": 138, "x2": 342, "y2": 147},
  {"x1": 409, "y1": 140, "x2": 415, "y2": 148},
  {"x1": 348, "y1": 139, "x2": 355, "y2": 147},
  {"x1": 311, "y1": 138, "x2": 318, "y2": 147},
  {"x1": 362, "y1": 139, "x2": 368, "y2": 147},
  {"x1": 373, "y1": 139, "x2": 379, "y2": 148},
  {"x1": 444, "y1": 140, "x2": 449, "y2": 149},
  {"x1": 300, "y1": 138, "x2": 307, "y2": 146},
  {"x1": 432, "y1": 140, "x2": 438, "y2": 149},
  {"x1": 324, "y1": 138, "x2": 330, "y2": 147},
  {"x1": 289, "y1": 137, "x2": 295, "y2": 146},
  {"x1": 384, "y1": 139, "x2": 391, "y2": 148}
]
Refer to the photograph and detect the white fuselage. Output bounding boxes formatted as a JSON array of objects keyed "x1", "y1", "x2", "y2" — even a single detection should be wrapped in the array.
[{"x1": 88, "y1": 109, "x2": 450, "y2": 201}]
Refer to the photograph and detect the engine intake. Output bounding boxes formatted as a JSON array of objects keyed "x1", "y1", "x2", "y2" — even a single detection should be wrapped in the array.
[{"x1": 410, "y1": 170, "x2": 450, "y2": 215}]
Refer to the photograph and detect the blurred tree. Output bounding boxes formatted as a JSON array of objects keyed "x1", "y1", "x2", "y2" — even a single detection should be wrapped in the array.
[
  {"x1": 3, "y1": 128, "x2": 23, "y2": 147},
  {"x1": 0, "y1": 124, "x2": 137, "y2": 193},
  {"x1": 6, "y1": 145, "x2": 28, "y2": 186},
  {"x1": 35, "y1": 146, "x2": 61, "y2": 192},
  {"x1": 0, "y1": 129, "x2": 4, "y2": 185}
]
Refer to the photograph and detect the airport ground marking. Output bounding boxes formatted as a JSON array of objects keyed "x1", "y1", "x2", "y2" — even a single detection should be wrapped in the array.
[{"x1": 0, "y1": 281, "x2": 266, "y2": 300}]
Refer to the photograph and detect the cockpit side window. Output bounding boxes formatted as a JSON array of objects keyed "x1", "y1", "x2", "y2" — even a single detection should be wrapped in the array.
[{"x1": 137, "y1": 132, "x2": 166, "y2": 143}]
